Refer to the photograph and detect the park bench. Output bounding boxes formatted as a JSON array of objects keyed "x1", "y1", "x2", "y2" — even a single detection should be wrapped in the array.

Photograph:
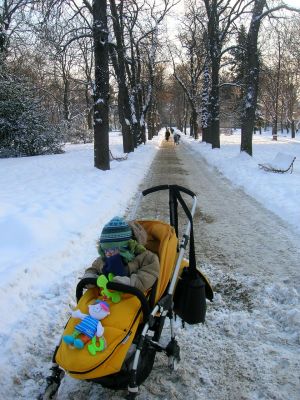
[
  {"x1": 258, "y1": 152, "x2": 296, "y2": 174},
  {"x1": 109, "y1": 150, "x2": 128, "y2": 161}
]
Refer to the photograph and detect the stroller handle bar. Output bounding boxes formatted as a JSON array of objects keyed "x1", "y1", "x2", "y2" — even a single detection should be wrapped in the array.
[
  {"x1": 129, "y1": 184, "x2": 197, "y2": 222},
  {"x1": 76, "y1": 278, "x2": 150, "y2": 320},
  {"x1": 142, "y1": 184, "x2": 196, "y2": 198},
  {"x1": 130, "y1": 184, "x2": 198, "y2": 297}
]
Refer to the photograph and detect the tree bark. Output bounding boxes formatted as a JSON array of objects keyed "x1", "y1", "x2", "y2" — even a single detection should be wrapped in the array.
[
  {"x1": 63, "y1": 78, "x2": 71, "y2": 122},
  {"x1": 93, "y1": 0, "x2": 110, "y2": 170},
  {"x1": 109, "y1": 0, "x2": 134, "y2": 153},
  {"x1": 85, "y1": 84, "x2": 93, "y2": 130},
  {"x1": 210, "y1": 57, "x2": 220, "y2": 148},
  {"x1": 272, "y1": 38, "x2": 281, "y2": 141},
  {"x1": 205, "y1": 0, "x2": 221, "y2": 149},
  {"x1": 291, "y1": 119, "x2": 295, "y2": 138},
  {"x1": 201, "y1": 63, "x2": 211, "y2": 143},
  {"x1": 241, "y1": 0, "x2": 266, "y2": 156},
  {"x1": 191, "y1": 108, "x2": 198, "y2": 139},
  {"x1": 0, "y1": 2, "x2": 10, "y2": 67}
]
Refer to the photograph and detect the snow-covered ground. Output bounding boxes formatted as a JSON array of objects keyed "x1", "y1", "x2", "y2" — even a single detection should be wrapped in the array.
[
  {"x1": 0, "y1": 128, "x2": 299, "y2": 399},
  {"x1": 0, "y1": 131, "x2": 162, "y2": 398},
  {"x1": 179, "y1": 128, "x2": 300, "y2": 235}
]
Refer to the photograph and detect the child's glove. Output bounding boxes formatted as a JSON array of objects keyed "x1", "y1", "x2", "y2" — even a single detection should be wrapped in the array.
[{"x1": 112, "y1": 275, "x2": 131, "y2": 286}]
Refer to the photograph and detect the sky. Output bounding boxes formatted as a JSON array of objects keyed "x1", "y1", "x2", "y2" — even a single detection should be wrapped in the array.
[
  {"x1": 0, "y1": 128, "x2": 299, "y2": 399},
  {"x1": 164, "y1": 0, "x2": 300, "y2": 50},
  {"x1": 285, "y1": 0, "x2": 300, "y2": 6}
]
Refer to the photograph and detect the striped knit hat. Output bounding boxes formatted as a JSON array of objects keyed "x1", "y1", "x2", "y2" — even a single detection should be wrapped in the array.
[{"x1": 99, "y1": 216, "x2": 132, "y2": 249}]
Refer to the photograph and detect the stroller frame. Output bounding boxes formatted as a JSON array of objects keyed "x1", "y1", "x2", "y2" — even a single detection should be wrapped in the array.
[{"x1": 41, "y1": 185, "x2": 197, "y2": 400}]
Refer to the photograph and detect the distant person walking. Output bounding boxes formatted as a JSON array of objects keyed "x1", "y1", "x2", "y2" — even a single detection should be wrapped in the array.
[
  {"x1": 165, "y1": 128, "x2": 170, "y2": 141},
  {"x1": 174, "y1": 132, "x2": 181, "y2": 145}
]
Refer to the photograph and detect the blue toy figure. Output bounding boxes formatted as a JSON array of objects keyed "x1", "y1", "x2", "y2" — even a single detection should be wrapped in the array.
[{"x1": 63, "y1": 300, "x2": 110, "y2": 354}]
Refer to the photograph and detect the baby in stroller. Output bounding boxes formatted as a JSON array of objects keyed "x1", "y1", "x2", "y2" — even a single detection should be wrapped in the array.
[
  {"x1": 42, "y1": 185, "x2": 212, "y2": 400},
  {"x1": 82, "y1": 216, "x2": 160, "y2": 293}
]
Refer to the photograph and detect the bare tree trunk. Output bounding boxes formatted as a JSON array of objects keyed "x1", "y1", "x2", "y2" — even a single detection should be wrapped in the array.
[
  {"x1": 210, "y1": 58, "x2": 220, "y2": 148},
  {"x1": 191, "y1": 108, "x2": 198, "y2": 139},
  {"x1": 183, "y1": 95, "x2": 188, "y2": 135},
  {"x1": 0, "y1": 27, "x2": 7, "y2": 66},
  {"x1": 109, "y1": 0, "x2": 134, "y2": 153},
  {"x1": 118, "y1": 87, "x2": 134, "y2": 152},
  {"x1": 241, "y1": 0, "x2": 266, "y2": 156},
  {"x1": 183, "y1": 94, "x2": 187, "y2": 134},
  {"x1": 0, "y1": 2, "x2": 10, "y2": 67},
  {"x1": 109, "y1": 45, "x2": 134, "y2": 152},
  {"x1": 147, "y1": 106, "x2": 154, "y2": 140},
  {"x1": 93, "y1": 0, "x2": 110, "y2": 170},
  {"x1": 201, "y1": 63, "x2": 211, "y2": 143},
  {"x1": 63, "y1": 78, "x2": 71, "y2": 122},
  {"x1": 85, "y1": 84, "x2": 93, "y2": 130},
  {"x1": 272, "y1": 38, "x2": 281, "y2": 141},
  {"x1": 291, "y1": 119, "x2": 295, "y2": 138}
]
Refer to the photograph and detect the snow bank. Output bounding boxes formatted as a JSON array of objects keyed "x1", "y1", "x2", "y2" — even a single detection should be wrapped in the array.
[{"x1": 181, "y1": 130, "x2": 300, "y2": 235}]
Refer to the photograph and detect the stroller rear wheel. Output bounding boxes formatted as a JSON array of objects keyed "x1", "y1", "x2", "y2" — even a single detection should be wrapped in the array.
[{"x1": 91, "y1": 340, "x2": 156, "y2": 390}]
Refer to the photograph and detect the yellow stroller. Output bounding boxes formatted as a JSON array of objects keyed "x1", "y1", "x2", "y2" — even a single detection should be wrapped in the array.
[{"x1": 40, "y1": 185, "x2": 213, "y2": 399}]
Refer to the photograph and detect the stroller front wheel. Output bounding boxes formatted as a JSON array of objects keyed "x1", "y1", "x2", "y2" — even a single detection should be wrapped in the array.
[{"x1": 166, "y1": 338, "x2": 180, "y2": 371}]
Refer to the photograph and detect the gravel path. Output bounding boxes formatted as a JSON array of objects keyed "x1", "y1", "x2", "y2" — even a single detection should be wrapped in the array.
[{"x1": 132, "y1": 139, "x2": 300, "y2": 284}]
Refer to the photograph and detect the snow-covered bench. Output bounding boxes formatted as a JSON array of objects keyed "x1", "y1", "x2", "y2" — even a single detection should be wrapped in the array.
[
  {"x1": 109, "y1": 150, "x2": 128, "y2": 161},
  {"x1": 258, "y1": 152, "x2": 296, "y2": 174}
]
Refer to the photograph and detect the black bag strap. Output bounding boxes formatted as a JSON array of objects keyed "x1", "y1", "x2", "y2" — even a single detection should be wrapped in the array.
[
  {"x1": 173, "y1": 188, "x2": 197, "y2": 275},
  {"x1": 142, "y1": 184, "x2": 197, "y2": 275},
  {"x1": 169, "y1": 186, "x2": 179, "y2": 239}
]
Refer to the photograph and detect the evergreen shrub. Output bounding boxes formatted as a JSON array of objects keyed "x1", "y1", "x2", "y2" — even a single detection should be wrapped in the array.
[{"x1": 0, "y1": 73, "x2": 63, "y2": 158}]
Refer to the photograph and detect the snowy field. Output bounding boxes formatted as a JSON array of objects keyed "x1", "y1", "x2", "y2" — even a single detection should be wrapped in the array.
[{"x1": 0, "y1": 128, "x2": 299, "y2": 399}]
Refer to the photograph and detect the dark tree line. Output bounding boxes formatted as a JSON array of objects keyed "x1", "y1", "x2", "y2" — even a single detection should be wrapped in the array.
[
  {"x1": 1, "y1": 0, "x2": 299, "y2": 165},
  {"x1": 169, "y1": 0, "x2": 300, "y2": 156},
  {"x1": 0, "y1": 0, "x2": 174, "y2": 169}
]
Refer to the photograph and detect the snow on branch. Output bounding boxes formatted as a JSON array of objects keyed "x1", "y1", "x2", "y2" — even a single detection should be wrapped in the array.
[{"x1": 258, "y1": 3, "x2": 300, "y2": 21}]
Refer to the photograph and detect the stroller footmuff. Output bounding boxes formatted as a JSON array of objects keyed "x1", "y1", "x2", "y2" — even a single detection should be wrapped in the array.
[
  {"x1": 42, "y1": 185, "x2": 213, "y2": 399},
  {"x1": 55, "y1": 287, "x2": 143, "y2": 381}
]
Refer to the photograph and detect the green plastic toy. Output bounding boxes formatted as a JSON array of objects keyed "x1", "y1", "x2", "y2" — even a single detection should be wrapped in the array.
[
  {"x1": 88, "y1": 336, "x2": 106, "y2": 355},
  {"x1": 97, "y1": 273, "x2": 122, "y2": 303}
]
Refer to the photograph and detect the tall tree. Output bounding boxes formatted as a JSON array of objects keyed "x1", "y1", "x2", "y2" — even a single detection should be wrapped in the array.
[
  {"x1": 0, "y1": 0, "x2": 40, "y2": 68},
  {"x1": 93, "y1": 0, "x2": 109, "y2": 170},
  {"x1": 202, "y1": 0, "x2": 248, "y2": 148},
  {"x1": 171, "y1": 2, "x2": 206, "y2": 139},
  {"x1": 240, "y1": 0, "x2": 300, "y2": 155},
  {"x1": 229, "y1": 24, "x2": 248, "y2": 127},
  {"x1": 125, "y1": 0, "x2": 172, "y2": 144},
  {"x1": 201, "y1": 62, "x2": 211, "y2": 142},
  {"x1": 109, "y1": 0, "x2": 135, "y2": 153}
]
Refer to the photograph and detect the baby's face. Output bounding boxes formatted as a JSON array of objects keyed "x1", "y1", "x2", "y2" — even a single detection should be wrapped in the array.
[{"x1": 104, "y1": 247, "x2": 119, "y2": 258}]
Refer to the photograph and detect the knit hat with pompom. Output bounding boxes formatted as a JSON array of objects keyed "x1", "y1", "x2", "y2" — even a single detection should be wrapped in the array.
[
  {"x1": 98, "y1": 217, "x2": 146, "y2": 263},
  {"x1": 99, "y1": 216, "x2": 132, "y2": 248}
]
